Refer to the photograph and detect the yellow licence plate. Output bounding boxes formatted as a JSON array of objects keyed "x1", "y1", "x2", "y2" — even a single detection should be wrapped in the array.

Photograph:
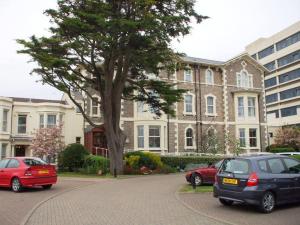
[
  {"x1": 223, "y1": 178, "x2": 238, "y2": 185},
  {"x1": 38, "y1": 170, "x2": 49, "y2": 175}
]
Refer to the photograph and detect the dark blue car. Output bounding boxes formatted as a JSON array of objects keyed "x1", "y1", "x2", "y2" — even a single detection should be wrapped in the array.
[{"x1": 213, "y1": 155, "x2": 300, "y2": 213}]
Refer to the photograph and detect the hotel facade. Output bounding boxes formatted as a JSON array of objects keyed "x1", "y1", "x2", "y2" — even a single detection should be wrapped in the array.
[
  {"x1": 83, "y1": 54, "x2": 268, "y2": 155},
  {"x1": 246, "y1": 21, "x2": 300, "y2": 145}
]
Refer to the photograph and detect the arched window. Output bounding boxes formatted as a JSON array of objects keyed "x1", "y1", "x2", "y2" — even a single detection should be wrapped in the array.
[
  {"x1": 186, "y1": 128, "x2": 193, "y2": 147},
  {"x1": 237, "y1": 70, "x2": 253, "y2": 88},
  {"x1": 206, "y1": 69, "x2": 214, "y2": 85}
]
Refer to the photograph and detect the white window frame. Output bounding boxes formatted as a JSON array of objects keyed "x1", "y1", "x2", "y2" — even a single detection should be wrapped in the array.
[
  {"x1": 238, "y1": 96, "x2": 245, "y2": 117},
  {"x1": 39, "y1": 114, "x2": 44, "y2": 129},
  {"x1": 183, "y1": 93, "x2": 195, "y2": 115},
  {"x1": 247, "y1": 97, "x2": 256, "y2": 117},
  {"x1": 47, "y1": 114, "x2": 57, "y2": 128},
  {"x1": 205, "y1": 94, "x2": 217, "y2": 116},
  {"x1": 0, "y1": 143, "x2": 8, "y2": 159},
  {"x1": 17, "y1": 114, "x2": 27, "y2": 134},
  {"x1": 236, "y1": 69, "x2": 253, "y2": 88},
  {"x1": 148, "y1": 126, "x2": 161, "y2": 148},
  {"x1": 205, "y1": 68, "x2": 214, "y2": 85},
  {"x1": 185, "y1": 127, "x2": 194, "y2": 148},
  {"x1": 2, "y1": 109, "x2": 9, "y2": 132},
  {"x1": 137, "y1": 125, "x2": 144, "y2": 148},
  {"x1": 184, "y1": 68, "x2": 192, "y2": 82},
  {"x1": 239, "y1": 128, "x2": 246, "y2": 148},
  {"x1": 91, "y1": 96, "x2": 100, "y2": 116},
  {"x1": 249, "y1": 128, "x2": 257, "y2": 148}
]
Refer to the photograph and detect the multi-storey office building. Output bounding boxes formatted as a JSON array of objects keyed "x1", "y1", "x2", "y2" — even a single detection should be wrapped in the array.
[
  {"x1": 0, "y1": 96, "x2": 84, "y2": 159},
  {"x1": 82, "y1": 54, "x2": 268, "y2": 155},
  {"x1": 246, "y1": 21, "x2": 300, "y2": 145}
]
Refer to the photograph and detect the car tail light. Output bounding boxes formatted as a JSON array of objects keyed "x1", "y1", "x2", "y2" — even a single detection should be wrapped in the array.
[
  {"x1": 24, "y1": 168, "x2": 32, "y2": 176},
  {"x1": 247, "y1": 172, "x2": 258, "y2": 187}
]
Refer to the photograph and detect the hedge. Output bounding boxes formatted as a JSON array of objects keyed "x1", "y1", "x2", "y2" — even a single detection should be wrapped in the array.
[
  {"x1": 269, "y1": 147, "x2": 295, "y2": 153},
  {"x1": 291, "y1": 155, "x2": 300, "y2": 161},
  {"x1": 160, "y1": 156, "x2": 223, "y2": 170}
]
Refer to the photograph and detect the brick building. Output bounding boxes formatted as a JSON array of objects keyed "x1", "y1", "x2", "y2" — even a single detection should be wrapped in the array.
[{"x1": 81, "y1": 53, "x2": 268, "y2": 155}]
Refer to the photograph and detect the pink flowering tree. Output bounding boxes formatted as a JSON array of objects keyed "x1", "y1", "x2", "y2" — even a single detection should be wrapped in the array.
[{"x1": 30, "y1": 124, "x2": 65, "y2": 162}]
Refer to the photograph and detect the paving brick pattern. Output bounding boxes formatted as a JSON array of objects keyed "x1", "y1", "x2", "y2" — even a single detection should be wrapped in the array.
[
  {"x1": 0, "y1": 178, "x2": 97, "y2": 225},
  {"x1": 179, "y1": 192, "x2": 300, "y2": 225},
  {"x1": 25, "y1": 174, "x2": 225, "y2": 225}
]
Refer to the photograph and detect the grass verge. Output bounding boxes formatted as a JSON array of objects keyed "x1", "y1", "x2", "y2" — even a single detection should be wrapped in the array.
[
  {"x1": 58, "y1": 172, "x2": 113, "y2": 178},
  {"x1": 179, "y1": 184, "x2": 213, "y2": 193}
]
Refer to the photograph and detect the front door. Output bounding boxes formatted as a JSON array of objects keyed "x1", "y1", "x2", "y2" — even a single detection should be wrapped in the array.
[{"x1": 15, "y1": 145, "x2": 26, "y2": 157}]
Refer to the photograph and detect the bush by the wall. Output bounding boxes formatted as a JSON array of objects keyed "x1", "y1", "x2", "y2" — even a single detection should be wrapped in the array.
[
  {"x1": 59, "y1": 144, "x2": 89, "y2": 171},
  {"x1": 161, "y1": 156, "x2": 223, "y2": 170},
  {"x1": 266, "y1": 145, "x2": 295, "y2": 153},
  {"x1": 82, "y1": 155, "x2": 110, "y2": 175},
  {"x1": 291, "y1": 155, "x2": 300, "y2": 161},
  {"x1": 125, "y1": 151, "x2": 163, "y2": 170}
]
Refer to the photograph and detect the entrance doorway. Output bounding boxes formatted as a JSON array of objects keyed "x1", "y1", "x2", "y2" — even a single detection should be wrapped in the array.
[{"x1": 15, "y1": 145, "x2": 27, "y2": 157}]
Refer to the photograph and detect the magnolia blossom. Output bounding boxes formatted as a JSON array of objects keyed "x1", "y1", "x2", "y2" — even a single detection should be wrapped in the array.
[{"x1": 30, "y1": 124, "x2": 65, "y2": 160}]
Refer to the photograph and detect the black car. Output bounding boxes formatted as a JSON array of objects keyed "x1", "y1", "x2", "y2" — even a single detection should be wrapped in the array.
[{"x1": 213, "y1": 155, "x2": 300, "y2": 213}]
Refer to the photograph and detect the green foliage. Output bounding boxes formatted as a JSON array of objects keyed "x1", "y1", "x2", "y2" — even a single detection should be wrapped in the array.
[
  {"x1": 82, "y1": 155, "x2": 110, "y2": 175},
  {"x1": 125, "y1": 151, "x2": 163, "y2": 170},
  {"x1": 266, "y1": 145, "x2": 295, "y2": 153},
  {"x1": 59, "y1": 144, "x2": 89, "y2": 171},
  {"x1": 291, "y1": 155, "x2": 300, "y2": 161},
  {"x1": 153, "y1": 164, "x2": 177, "y2": 174},
  {"x1": 126, "y1": 155, "x2": 140, "y2": 170},
  {"x1": 161, "y1": 156, "x2": 223, "y2": 170}
]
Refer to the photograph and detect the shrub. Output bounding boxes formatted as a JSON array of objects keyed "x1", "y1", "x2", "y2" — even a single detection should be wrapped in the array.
[
  {"x1": 153, "y1": 164, "x2": 177, "y2": 174},
  {"x1": 124, "y1": 151, "x2": 163, "y2": 170},
  {"x1": 59, "y1": 144, "x2": 89, "y2": 171},
  {"x1": 126, "y1": 155, "x2": 140, "y2": 170},
  {"x1": 266, "y1": 145, "x2": 295, "y2": 153},
  {"x1": 291, "y1": 155, "x2": 300, "y2": 161},
  {"x1": 82, "y1": 155, "x2": 110, "y2": 175},
  {"x1": 161, "y1": 156, "x2": 223, "y2": 170}
]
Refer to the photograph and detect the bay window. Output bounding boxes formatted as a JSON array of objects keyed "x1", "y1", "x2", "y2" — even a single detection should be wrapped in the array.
[
  {"x1": 238, "y1": 97, "x2": 244, "y2": 117},
  {"x1": 149, "y1": 126, "x2": 160, "y2": 148},
  {"x1": 248, "y1": 97, "x2": 256, "y2": 117}
]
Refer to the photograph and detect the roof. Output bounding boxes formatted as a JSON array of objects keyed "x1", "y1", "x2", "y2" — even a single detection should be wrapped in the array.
[
  {"x1": 11, "y1": 97, "x2": 67, "y2": 105},
  {"x1": 181, "y1": 56, "x2": 224, "y2": 66}
]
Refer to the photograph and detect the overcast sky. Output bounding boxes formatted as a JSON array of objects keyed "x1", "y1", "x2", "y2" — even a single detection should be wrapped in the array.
[{"x1": 0, "y1": 0, "x2": 300, "y2": 100}]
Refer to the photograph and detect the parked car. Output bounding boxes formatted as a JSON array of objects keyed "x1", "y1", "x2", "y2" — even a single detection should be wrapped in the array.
[
  {"x1": 0, "y1": 157, "x2": 57, "y2": 192},
  {"x1": 185, "y1": 160, "x2": 223, "y2": 186},
  {"x1": 276, "y1": 152, "x2": 300, "y2": 156},
  {"x1": 214, "y1": 155, "x2": 300, "y2": 213}
]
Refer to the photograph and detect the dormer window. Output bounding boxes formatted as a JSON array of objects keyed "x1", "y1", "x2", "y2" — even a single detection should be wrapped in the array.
[{"x1": 237, "y1": 70, "x2": 253, "y2": 88}]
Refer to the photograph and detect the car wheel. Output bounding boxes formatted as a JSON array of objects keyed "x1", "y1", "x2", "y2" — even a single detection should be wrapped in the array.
[
  {"x1": 194, "y1": 174, "x2": 203, "y2": 186},
  {"x1": 42, "y1": 185, "x2": 52, "y2": 190},
  {"x1": 11, "y1": 177, "x2": 22, "y2": 192},
  {"x1": 219, "y1": 198, "x2": 234, "y2": 206},
  {"x1": 259, "y1": 191, "x2": 275, "y2": 213}
]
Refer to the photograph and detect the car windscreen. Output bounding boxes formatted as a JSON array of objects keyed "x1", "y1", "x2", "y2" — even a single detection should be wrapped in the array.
[
  {"x1": 219, "y1": 158, "x2": 251, "y2": 175},
  {"x1": 23, "y1": 158, "x2": 47, "y2": 166}
]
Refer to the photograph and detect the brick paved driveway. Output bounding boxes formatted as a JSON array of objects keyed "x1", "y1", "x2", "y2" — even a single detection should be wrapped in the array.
[
  {"x1": 24, "y1": 174, "x2": 226, "y2": 225},
  {"x1": 0, "y1": 178, "x2": 99, "y2": 225},
  {"x1": 179, "y1": 190, "x2": 300, "y2": 225}
]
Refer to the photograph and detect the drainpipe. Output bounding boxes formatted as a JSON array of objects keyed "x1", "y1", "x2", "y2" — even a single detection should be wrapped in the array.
[
  {"x1": 10, "y1": 104, "x2": 14, "y2": 157},
  {"x1": 194, "y1": 65, "x2": 199, "y2": 152},
  {"x1": 198, "y1": 65, "x2": 203, "y2": 152},
  {"x1": 258, "y1": 94, "x2": 263, "y2": 152}
]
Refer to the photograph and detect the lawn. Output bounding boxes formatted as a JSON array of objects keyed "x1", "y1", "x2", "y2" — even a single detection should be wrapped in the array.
[
  {"x1": 58, "y1": 172, "x2": 113, "y2": 178},
  {"x1": 179, "y1": 184, "x2": 213, "y2": 193}
]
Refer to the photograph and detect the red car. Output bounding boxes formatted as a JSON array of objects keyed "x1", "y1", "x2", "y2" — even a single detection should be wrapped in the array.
[
  {"x1": 0, "y1": 157, "x2": 57, "y2": 192},
  {"x1": 185, "y1": 160, "x2": 223, "y2": 186}
]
